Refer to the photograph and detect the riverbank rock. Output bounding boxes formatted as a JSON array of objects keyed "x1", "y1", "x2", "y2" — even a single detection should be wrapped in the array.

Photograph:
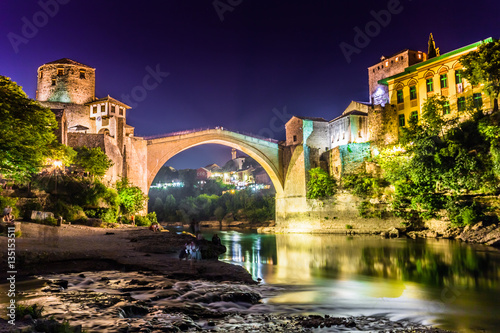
[{"x1": 457, "y1": 222, "x2": 500, "y2": 247}]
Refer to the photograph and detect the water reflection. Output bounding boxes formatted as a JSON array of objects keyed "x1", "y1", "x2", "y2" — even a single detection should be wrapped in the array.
[{"x1": 215, "y1": 231, "x2": 500, "y2": 332}]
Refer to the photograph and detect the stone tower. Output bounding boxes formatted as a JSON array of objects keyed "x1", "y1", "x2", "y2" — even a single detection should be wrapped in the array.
[{"x1": 36, "y1": 58, "x2": 96, "y2": 104}]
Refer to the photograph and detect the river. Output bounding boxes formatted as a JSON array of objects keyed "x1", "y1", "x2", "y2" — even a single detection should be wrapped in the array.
[
  {"x1": 212, "y1": 231, "x2": 500, "y2": 332},
  {"x1": 2, "y1": 230, "x2": 500, "y2": 332}
]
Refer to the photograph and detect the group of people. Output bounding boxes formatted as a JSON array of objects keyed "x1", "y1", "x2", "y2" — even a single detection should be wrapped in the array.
[
  {"x1": 149, "y1": 223, "x2": 161, "y2": 232},
  {"x1": 2, "y1": 206, "x2": 14, "y2": 224},
  {"x1": 179, "y1": 241, "x2": 202, "y2": 261}
]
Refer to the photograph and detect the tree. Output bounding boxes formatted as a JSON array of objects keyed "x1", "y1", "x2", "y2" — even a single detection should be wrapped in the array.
[
  {"x1": 116, "y1": 178, "x2": 147, "y2": 216},
  {"x1": 306, "y1": 168, "x2": 337, "y2": 199},
  {"x1": 214, "y1": 206, "x2": 226, "y2": 224},
  {"x1": 460, "y1": 39, "x2": 500, "y2": 112},
  {"x1": 74, "y1": 146, "x2": 113, "y2": 179},
  {"x1": 0, "y1": 76, "x2": 58, "y2": 181}
]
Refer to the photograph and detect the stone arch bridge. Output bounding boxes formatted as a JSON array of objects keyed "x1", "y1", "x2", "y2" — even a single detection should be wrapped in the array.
[
  {"x1": 127, "y1": 121, "x2": 329, "y2": 230},
  {"x1": 144, "y1": 128, "x2": 284, "y2": 197}
]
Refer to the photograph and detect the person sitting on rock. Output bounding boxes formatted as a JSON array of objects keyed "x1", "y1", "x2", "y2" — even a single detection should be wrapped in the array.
[
  {"x1": 179, "y1": 244, "x2": 188, "y2": 260},
  {"x1": 212, "y1": 233, "x2": 221, "y2": 246}
]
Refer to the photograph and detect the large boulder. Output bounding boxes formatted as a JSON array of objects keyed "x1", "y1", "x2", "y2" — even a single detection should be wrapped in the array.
[{"x1": 198, "y1": 239, "x2": 226, "y2": 260}]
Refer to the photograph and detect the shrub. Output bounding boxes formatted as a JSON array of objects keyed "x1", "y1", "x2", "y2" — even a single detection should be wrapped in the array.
[
  {"x1": 146, "y1": 212, "x2": 157, "y2": 224},
  {"x1": 342, "y1": 173, "x2": 387, "y2": 198},
  {"x1": 446, "y1": 199, "x2": 481, "y2": 227},
  {"x1": 346, "y1": 224, "x2": 353, "y2": 229},
  {"x1": 0, "y1": 195, "x2": 20, "y2": 219},
  {"x1": 53, "y1": 201, "x2": 86, "y2": 222},
  {"x1": 101, "y1": 209, "x2": 117, "y2": 224},
  {"x1": 20, "y1": 199, "x2": 43, "y2": 220},
  {"x1": 15, "y1": 303, "x2": 44, "y2": 320},
  {"x1": 134, "y1": 215, "x2": 151, "y2": 227},
  {"x1": 307, "y1": 168, "x2": 336, "y2": 199}
]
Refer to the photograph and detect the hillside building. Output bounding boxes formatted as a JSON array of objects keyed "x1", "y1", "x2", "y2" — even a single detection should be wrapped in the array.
[{"x1": 36, "y1": 58, "x2": 146, "y2": 189}]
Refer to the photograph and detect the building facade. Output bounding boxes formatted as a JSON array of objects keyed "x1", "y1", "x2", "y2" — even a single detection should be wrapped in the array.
[
  {"x1": 36, "y1": 58, "x2": 147, "y2": 190},
  {"x1": 378, "y1": 38, "x2": 494, "y2": 130}
]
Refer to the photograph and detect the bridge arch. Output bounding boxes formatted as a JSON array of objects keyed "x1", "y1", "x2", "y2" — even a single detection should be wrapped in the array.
[{"x1": 146, "y1": 129, "x2": 284, "y2": 196}]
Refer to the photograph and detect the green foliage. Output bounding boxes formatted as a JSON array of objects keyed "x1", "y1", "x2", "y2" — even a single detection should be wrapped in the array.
[
  {"x1": 146, "y1": 212, "x2": 157, "y2": 224},
  {"x1": 0, "y1": 76, "x2": 58, "y2": 181},
  {"x1": 100, "y1": 209, "x2": 117, "y2": 224},
  {"x1": 149, "y1": 186, "x2": 275, "y2": 223},
  {"x1": 342, "y1": 173, "x2": 387, "y2": 198},
  {"x1": 0, "y1": 195, "x2": 19, "y2": 218},
  {"x1": 74, "y1": 147, "x2": 113, "y2": 179},
  {"x1": 116, "y1": 178, "x2": 147, "y2": 216},
  {"x1": 15, "y1": 303, "x2": 44, "y2": 320},
  {"x1": 460, "y1": 39, "x2": 500, "y2": 111},
  {"x1": 214, "y1": 206, "x2": 226, "y2": 222},
  {"x1": 346, "y1": 224, "x2": 353, "y2": 229},
  {"x1": 50, "y1": 144, "x2": 77, "y2": 167},
  {"x1": 52, "y1": 201, "x2": 85, "y2": 222},
  {"x1": 445, "y1": 198, "x2": 481, "y2": 227},
  {"x1": 19, "y1": 199, "x2": 43, "y2": 220},
  {"x1": 134, "y1": 215, "x2": 152, "y2": 227},
  {"x1": 306, "y1": 168, "x2": 337, "y2": 199},
  {"x1": 377, "y1": 95, "x2": 500, "y2": 223}
]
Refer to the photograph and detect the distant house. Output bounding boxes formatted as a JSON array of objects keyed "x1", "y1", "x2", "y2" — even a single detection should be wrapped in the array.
[
  {"x1": 196, "y1": 167, "x2": 211, "y2": 180},
  {"x1": 255, "y1": 170, "x2": 272, "y2": 185}
]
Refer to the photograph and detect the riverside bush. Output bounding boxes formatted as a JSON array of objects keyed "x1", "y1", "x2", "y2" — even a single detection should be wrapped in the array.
[{"x1": 15, "y1": 303, "x2": 44, "y2": 320}]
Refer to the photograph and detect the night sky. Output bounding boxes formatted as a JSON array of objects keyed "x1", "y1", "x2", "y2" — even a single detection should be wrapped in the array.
[{"x1": 1, "y1": 0, "x2": 498, "y2": 169}]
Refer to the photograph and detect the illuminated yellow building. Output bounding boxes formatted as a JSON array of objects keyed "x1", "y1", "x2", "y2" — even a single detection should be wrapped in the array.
[{"x1": 378, "y1": 37, "x2": 495, "y2": 128}]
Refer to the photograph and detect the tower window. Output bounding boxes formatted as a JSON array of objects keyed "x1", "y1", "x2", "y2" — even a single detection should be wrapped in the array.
[
  {"x1": 39, "y1": 70, "x2": 43, "y2": 79},
  {"x1": 80, "y1": 69, "x2": 86, "y2": 79},
  {"x1": 51, "y1": 79, "x2": 56, "y2": 86},
  {"x1": 293, "y1": 135, "x2": 297, "y2": 142},
  {"x1": 57, "y1": 68, "x2": 64, "y2": 76},
  {"x1": 119, "y1": 108, "x2": 124, "y2": 116}
]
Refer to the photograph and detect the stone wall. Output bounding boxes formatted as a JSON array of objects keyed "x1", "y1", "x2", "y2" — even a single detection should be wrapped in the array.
[
  {"x1": 275, "y1": 193, "x2": 403, "y2": 234},
  {"x1": 39, "y1": 102, "x2": 95, "y2": 135},
  {"x1": 37, "y1": 63, "x2": 95, "y2": 104},
  {"x1": 367, "y1": 104, "x2": 399, "y2": 147},
  {"x1": 67, "y1": 133, "x2": 105, "y2": 150},
  {"x1": 328, "y1": 142, "x2": 370, "y2": 179},
  {"x1": 285, "y1": 117, "x2": 303, "y2": 146},
  {"x1": 125, "y1": 137, "x2": 148, "y2": 193}
]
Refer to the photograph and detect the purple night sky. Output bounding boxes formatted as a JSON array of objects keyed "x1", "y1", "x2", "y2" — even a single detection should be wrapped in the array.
[{"x1": 1, "y1": 0, "x2": 498, "y2": 169}]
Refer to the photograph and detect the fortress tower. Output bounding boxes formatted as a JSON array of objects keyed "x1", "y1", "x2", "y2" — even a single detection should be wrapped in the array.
[{"x1": 36, "y1": 58, "x2": 96, "y2": 104}]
